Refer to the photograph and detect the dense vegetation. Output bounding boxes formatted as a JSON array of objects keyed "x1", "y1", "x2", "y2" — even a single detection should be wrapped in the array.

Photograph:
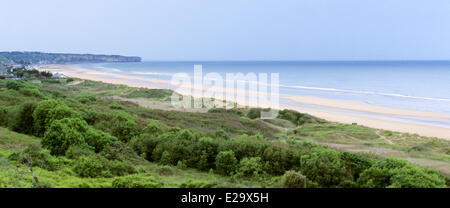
[{"x1": 0, "y1": 73, "x2": 448, "y2": 188}]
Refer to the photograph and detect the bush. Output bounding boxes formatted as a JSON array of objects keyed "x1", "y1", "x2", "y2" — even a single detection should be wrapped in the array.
[
  {"x1": 215, "y1": 150, "x2": 238, "y2": 175},
  {"x1": 236, "y1": 157, "x2": 264, "y2": 178},
  {"x1": 142, "y1": 119, "x2": 164, "y2": 136},
  {"x1": 12, "y1": 102, "x2": 37, "y2": 135},
  {"x1": 6, "y1": 81, "x2": 25, "y2": 90},
  {"x1": 112, "y1": 174, "x2": 163, "y2": 188},
  {"x1": 65, "y1": 145, "x2": 95, "y2": 159},
  {"x1": 340, "y1": 152, "x2": 374, "y2": 180},
  {"x1": 195, "y1": 137, "x2": 218, "y2": 171},
  {"x1": 76, "y1": 96, "x2": 97, "y2": 104},
  {"x1": 109, "y1": 102, "x2": 125, "y2": 110},
  {"x1": 73, "y1": 155, "x2": 110, "y2": 178},
  {"x1": 33, "y1": 99, "x2": 79, "y2": 136},
  {"x1": 282, "y1": 170, "x2": 307, "y2": 188},
  {"x1": 150, "y1": 130, "x2": 197, "y2": 166},
  {"x1": 8, "y1": 144, "x2": 61, "y2": 171},
  {"x1": 247, "y1": 108, "x2": 262, "y2": 119},
  {"x1": 300, "y1": 149, "x2": 352, "y2": 187},
  {"x1": 277, "y1": 109, "x2": 325, "y2": 125},
  {"x1": 357, "y1": 158, "x2": 408, "y2": 188},
  {"x1": 107, "y1": 160, "x2": 137, "y2": 176},
  {"x1": 41, "y1": 118, "x2": 89, "y2": 156},
  {"x1": 160, "y1": 151, "x2": 172, "y2": 165},
  {"x1": 84, "y1": 128, "x2": 118, "y2": 153},
  {"x1": 100, "y1": 141, "x2": 142, "y2": 163},
  {"x1": 110, "y1": 112, "x2": 140, "y2": 142},
  {"x1": 0, "y1": 106, "x2": 8, "y2": 127},
  {"x1": 389, "y1": 166, "x2": 446, "y2": 188},
  {"x1": 19, "y1": 88, "x2": 43, "y2": 98},
  {"x1": 357, "y1": 158, "x2": 446, "y2": 188}
]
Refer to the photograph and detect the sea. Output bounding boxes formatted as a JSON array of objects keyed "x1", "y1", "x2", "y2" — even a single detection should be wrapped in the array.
[{"x1": 78, "y1": 61, "x2": 450, "y2": 115}]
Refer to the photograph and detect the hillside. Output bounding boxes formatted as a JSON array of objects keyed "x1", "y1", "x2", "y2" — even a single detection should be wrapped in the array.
[
  {"x1": 0, "y1": 72, "x2": 449, "y2": 188},
  {"x1": 0, "y1": 52, "x2": 141, "y2": 65}
]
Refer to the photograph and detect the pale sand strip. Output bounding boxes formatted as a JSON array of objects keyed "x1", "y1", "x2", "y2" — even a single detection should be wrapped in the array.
[
  {"x1": 282, "y1": 103, "x2": 450, "y2": 139},
  {"x1": 38, "y1": 64, "x2": 450, "y2": 140}
]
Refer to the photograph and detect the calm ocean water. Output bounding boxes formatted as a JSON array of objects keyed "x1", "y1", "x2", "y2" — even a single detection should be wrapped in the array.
[{"x1": 79, "y1": 61, "x2": 450, "y2": 114}]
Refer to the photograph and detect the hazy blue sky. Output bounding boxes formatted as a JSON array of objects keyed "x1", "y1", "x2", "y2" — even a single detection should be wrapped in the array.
[{"x1": 1, "y1": 0, "x2": 450, "y2": 60}]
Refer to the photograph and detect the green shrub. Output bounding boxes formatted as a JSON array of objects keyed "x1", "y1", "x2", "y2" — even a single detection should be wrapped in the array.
[
  {"x1": 357, "y1": 158, "x2": 408, "y2": 188},
  {"x1": 12, "y1": 102, "x2": 37, "y2": 135},
  {"x1": 73, "y1": 155, "x2": 110, "y2": 178},
  {"x1": 33, "y1": 99, "x2": 79, "y2": 136},
  {"x1": 208, "y1": 108, "x2": 243, "y2": 116},
  {"x1": 84, "y1": 128, "x2": 118, "y2": 153},
  {"x1": 0, "y1": 106, "x2": 8, "y2": 127},
  {"x1": 277, "y1": 109, "x2": 325, "y2": 125},
  {"x1": 142, "y1": 119, "x2": 164, "y2": 136},
  {"x1": 76, "y1": 96, "x2": 97, "y2": 104},
  {"x1": 195, "y1": 137, "x2": 218, "y2": 171},
  {"x1": 73, "y1": 154, "x2": 137, "y2": 178},
  {"x1": 112, "y1": 174, "x2": 163, "y2": 188},
  {"x1": 65, "y1": 145, "x2": 95, "y2": 159},
  {"x1": 6, "y1": 81, "x2": 25, "y2": 90},
  {"x1": 236, "y1": 157, "x2": 264, "y2": 178},
  {"x1": 357, "y1": 158, "x2": 446, "y2": 188},
  {"x1": 388, "y1": 166, "x2": 446, "y2": 188},
  {"x1": 109, "y1": 102, "x2": 125, "y2": 110},
  {"x1": 8, "y1": 144, "x2": 61, "y2": 171},
  {"x1": 160, "y1": 151, "x2": 172, "y2": 165},
  {"x1": 247, "y1": 108, "x2": 262, "y2": 119},
  {"x1": 300, "y1": 149, "x2": 352, "y2": 187},
  {"x1": 19, "y1": 88, "x2": 43, "y2": 98},
  {"x1": 41, "y1": 118, "x2": 89, "y2": 156},
  {"x1": 282, "y1": 170, "x2": 307, "y2": 188},
  {"x1": 215, "y1": 150, "x2": 238, "y2": 175},
  {"x1": 100, "y1": 141, "x2": 142, "y2": 163},
  {"x1": 107, "y1": 160, "x2": 137, "y2": 176},
  {"x1": 110, "y1": 112, "x2": 140, "y2": 142},
  {"x1": 340, "y1": 152, "x2": 374, "y2": 180}
]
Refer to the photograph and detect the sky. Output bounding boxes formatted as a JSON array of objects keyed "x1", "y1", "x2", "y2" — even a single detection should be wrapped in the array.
[{"x1": 1, "y1": 0, "x2": 450, "y2": 61}]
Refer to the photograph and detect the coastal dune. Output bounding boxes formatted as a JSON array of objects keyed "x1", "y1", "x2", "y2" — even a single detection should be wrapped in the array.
[{"x1": 39, "y1": 64, "x2": 450, "y2": 140}]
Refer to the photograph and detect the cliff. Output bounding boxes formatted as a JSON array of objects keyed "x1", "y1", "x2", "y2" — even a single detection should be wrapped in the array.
[{"x1": 0, "y1": 51, "x2": 141, "y2": 65}]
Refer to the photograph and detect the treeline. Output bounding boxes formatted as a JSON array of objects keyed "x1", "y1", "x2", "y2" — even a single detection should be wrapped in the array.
[{"x1": 0, "y1": 78, "x2": 448, "y2": 188}]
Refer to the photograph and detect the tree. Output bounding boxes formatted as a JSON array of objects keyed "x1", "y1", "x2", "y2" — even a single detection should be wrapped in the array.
[
  {"x1": 84, "y1": 128, "x2": 118, "y2": 153},
  {"x1": 300, "y1": 149, "x2": 352, "y2": 187},
  {"x1": 41, "y1": 118, "x2": 89, "y2": 156},
  {"x1": 357, "y1": 158, "x2": 446, "y2": 188},
  {"x1": 357, "y1": 158, "x2": 409, "y2": 188},
  {"x1": 389, "y1": 166, "x2": 446, "y2": 188},
  {"x1": 13, "y1": 102, "x2": 37, "y2": 135},
  {"x1": 33, "y1": 99, "x2": 79, "y2": 136},
  {"x1": 215, "y1": 150, "x2": 238, "y2": 175},
  {"x1": 110, "y1": 112, "x2": 140, "y2": 142}
]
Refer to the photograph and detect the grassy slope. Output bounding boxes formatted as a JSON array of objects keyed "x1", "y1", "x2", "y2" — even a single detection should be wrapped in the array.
[
  {"x1": 0, "y1": 127, "x2": 274, "y2": 188},
  {"x1": 0, "y1": 77, "x2": 449, "y2": 188}
]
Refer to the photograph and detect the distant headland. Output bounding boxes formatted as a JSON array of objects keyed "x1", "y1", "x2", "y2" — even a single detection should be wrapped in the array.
[{"x1": 0, "y1": 51, "x2": 141, "y2": 65}]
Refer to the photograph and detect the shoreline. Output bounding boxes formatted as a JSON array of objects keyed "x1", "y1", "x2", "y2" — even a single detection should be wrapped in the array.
[{"x1": 38, "y1": 64, "x2": 450, "y2": 140}]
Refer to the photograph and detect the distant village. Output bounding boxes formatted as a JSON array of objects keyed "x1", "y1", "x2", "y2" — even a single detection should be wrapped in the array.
[{"x1": 0, "y1": 63, "x2": 64, "y2": 81}]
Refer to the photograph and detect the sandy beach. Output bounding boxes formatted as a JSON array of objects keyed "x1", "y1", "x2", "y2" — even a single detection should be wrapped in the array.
[{"x1": 38, "y1": 64, "x2": 450, "y2": 140}]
